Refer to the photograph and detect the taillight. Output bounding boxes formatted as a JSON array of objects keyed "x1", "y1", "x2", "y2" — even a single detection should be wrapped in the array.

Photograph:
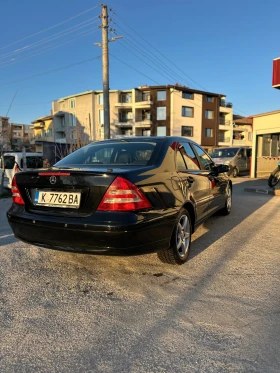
[
  {"x1": 97, "y1": 177, "x2": 151, "y2": 211},
  {"x1": 11, "y1": 176, "x2": 25, "y2": 205}
]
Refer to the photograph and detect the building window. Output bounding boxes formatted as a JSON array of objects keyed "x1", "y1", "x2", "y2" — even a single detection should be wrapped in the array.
[
  {"x1": 99, "y1": 109, "x2": 104, "y2": 125},
  {"x1": 157, "y1": 90, "x2": 166, "y2": 101},
  {"x1": 120, "y1": 93, "x2": 131, "y2": 103},
  {"x1": 71, "y1": 114, "x2": 76, "y2": 127},
  {"x1": 98, "y1": 94, "x2": 103, "y2": 105},
  {"x1": 205, "y1": 110, "x2": 214, "y2": 119},
  {"x1": 181, "y1": 126, "x2": 193, "y2": 137},
  {"x1": 157, "y1": 126, "x2": 166, "y2": 136},
  {"x1": 205, "y1": 128, "x2": 213, "y2": 137},
  {"x1": 45, "y1": 129, "x2": 52, "y2": 137},
  {"x1": 157, "y1": 107, "x2": 166, "y2": 120},
  {"x1": 206, "y1": 96, "x2": 214, "y2": 103},
  {"x1": 182, "y1": 92, "x2": 194, "y2": 100},
  {"x1": 182, "y1": 106, "x2": 194, "y2": 117},
  {"x1": 69, "y1": 99, "x2": 76, "y2": 109}
]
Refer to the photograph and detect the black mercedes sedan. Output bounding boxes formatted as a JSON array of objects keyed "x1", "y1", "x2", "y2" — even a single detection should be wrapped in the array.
[{"x1": 7, "y1": 137, "x2": 232, "y2": 265}]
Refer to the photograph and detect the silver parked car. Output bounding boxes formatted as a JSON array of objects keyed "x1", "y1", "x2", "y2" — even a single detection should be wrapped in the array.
[{"x1": 210, "y1": 147, "x2": 252, "y2": 177}]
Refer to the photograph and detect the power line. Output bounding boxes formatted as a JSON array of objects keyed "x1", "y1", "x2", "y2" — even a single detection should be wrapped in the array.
[
  {"x1": 0, "y1": 27, "x2": 99, "y2": 68},
  {"x1": 114, "y1": 12, "x2": 208, "y2": 91},
  {"x1": 109, "y1": 53, "x2": 160, "y2": 85},
  {"x1": 0, "y1": 4, "x2": 100, "y2": 51},
  {"x1": 0, "y1": 56, "x2": 100, "y2": 86},
  {"x1": 0, "y1": 16, "x2": 99, "y2": 61},
  {"x1": 113, "y1": 20, "x2": 249, "y2": 117},
  {"x1": 112, "y1": 23, "x2": 191, "y2": 87}
]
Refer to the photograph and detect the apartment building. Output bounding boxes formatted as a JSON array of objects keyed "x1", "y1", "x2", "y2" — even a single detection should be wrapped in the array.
[
  {"x1": 232, "y1": 116, "x2": 253, "y2": 147},
  {"x1": 39, "y1": 85, "x2": 233, "y2": 155},
  {"x1": 110, "y1": 84, "x2": 233, "y2": 151}
]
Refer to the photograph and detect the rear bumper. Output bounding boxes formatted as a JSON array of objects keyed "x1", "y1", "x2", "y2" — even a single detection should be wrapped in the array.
[{"x1": 7, "y1": 207, "x2": 175, "y2": 256}]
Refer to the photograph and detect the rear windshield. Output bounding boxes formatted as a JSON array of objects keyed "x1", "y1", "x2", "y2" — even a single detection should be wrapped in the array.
[
  {"x1": 21, "y1": 156, "x2": 43, "y2": 169},
  {"x1": 210, "y1": 148, "x2": 239, "y2": 158},
  {"x1": 55, "y1": 141, "x2": 160, "y2": 167},
  {"x1": 4, "y1": 156, "x2": 15, "y2": 169}
]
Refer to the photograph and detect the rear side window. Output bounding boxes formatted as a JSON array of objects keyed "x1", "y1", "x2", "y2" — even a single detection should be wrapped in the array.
[
  {"x1": 20, "y1": 156, "x2": 43, "y2": 169},
  {"x1": 55, "y1": 142, "x2": 159, "y2": 166},
  {"x1": 179, "y1": 143, "x2": 200, "y2": 170},
  {"x1": 4, "y1": 156, "x2": 15, "y2": 169},
  {"x1": 192, "y1": 144, "x2": 213, "y2": 171}
]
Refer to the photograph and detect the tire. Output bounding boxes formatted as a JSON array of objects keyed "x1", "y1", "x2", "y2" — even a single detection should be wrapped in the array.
[
  {"x1": 219, "y1": 185, "x2": 232, "y2": 215},
  {"x1": 232, "y1": 167, "x2": 238, "y2": 178},
  {"x1": 268, "y1": 169, "x2": 280, "y2": 188},
  {"x1": 157, "y1": 209, "x2": 192, "y2": 265}
]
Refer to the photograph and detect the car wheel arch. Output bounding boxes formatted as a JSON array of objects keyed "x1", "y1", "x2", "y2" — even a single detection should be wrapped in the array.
[{"x1": 182, "y1": 201, "x2": 195, "y2": 233}]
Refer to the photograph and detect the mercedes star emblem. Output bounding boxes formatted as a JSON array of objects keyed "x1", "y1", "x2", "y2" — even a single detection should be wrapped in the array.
[{"x1": 49, "y1": 176, "x2": 57, "y2": 185}]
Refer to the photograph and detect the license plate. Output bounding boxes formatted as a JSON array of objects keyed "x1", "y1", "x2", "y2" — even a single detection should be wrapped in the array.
[{"x1": 34, "y1": 191, "x2": 81, "y2": 208}]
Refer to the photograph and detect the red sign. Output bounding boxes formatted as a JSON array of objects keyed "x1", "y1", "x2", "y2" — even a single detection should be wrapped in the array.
[{"x1": 272, "y1": 58, "x2": 280, "y2": 89}]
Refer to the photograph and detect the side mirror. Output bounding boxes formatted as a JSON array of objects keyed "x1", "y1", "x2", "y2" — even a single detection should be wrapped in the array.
[{"x1": 212, "y1": 164, "x2": 229, "y2": 175}]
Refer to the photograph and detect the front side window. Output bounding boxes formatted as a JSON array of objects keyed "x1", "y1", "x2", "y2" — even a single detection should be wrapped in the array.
[
  {"x1": 180, "y1": 142, "x2": 200, "y2": 170},
  {"x1": 181, "y1": 126, "x2": 193, "y2": 137},
  {"x1": 4, "y1": 156, "x2": 15, "y2": 169},
  {"x1": 182, "y1": 106, "x2": 194, "y2": 118},
  {"x1": 192, "y1": 144, "x2": 213, "y2": 171},
  {"x1": 157, "y1": 90, "x2": 166, "y2": 101},
  {"x1": 205, "y1": 128, "x2": 213, "y2": 137},
  {"x1": 157, "y1": 107, "x2": 166, "y2": 120},
  {"x1": 205, "y1": 110, "x2": 214, "y2": 119},
  {"x1": 21, "y1": 156, "x2": 43, "y2": 169}
]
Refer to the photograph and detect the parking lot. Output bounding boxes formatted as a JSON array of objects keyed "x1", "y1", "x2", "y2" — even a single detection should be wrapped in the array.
[{"x1": 0, "y1": 178, "x2": 279, "y2": 373}]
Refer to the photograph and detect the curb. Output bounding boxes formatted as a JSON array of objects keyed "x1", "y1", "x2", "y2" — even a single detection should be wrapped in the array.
[{"x1": 244, "y1": 187, "x2": 280, "y2": 196}]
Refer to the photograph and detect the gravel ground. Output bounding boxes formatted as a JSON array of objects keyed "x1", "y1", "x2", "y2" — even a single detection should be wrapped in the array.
[{"x1": 0, "y1": 179, "x2": 279, "y2": 373}]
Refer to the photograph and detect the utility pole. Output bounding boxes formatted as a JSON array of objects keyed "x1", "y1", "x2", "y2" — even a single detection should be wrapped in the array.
[
  {"x1": 101, "y1": 5, "x2": 110, "y2": 139},
  {"x1": 95, "y1": 5, "x2": 122, "y2": 140}
]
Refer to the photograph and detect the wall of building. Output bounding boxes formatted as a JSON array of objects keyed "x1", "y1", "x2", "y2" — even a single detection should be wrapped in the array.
[
  {"x1": 170, "y1": 89, "x2": 202, "y2": 144},
  {"x1": 251, "y1": 112, "x2": 280, "y2": 177}
]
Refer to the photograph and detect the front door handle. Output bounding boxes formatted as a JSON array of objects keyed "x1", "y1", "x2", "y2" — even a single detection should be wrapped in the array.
[{"x1": 187, "y1": 176, "x2": 195, "y2": 184}]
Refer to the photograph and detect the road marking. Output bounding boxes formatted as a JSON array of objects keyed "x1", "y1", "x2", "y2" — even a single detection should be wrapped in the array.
[{"x1": 0, "y1": 234, "x2": 14, "y2": 239}]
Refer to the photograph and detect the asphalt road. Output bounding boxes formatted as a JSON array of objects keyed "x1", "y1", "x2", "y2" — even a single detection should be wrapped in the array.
[{"x1": 0, "y1": 179, "x2": 279, "y2": 373}]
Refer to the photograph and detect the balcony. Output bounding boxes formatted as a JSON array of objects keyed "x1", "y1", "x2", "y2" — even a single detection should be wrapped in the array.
[
  {"x1": 114, "y1": 118, "x2": 133, "y2": 127},
  {"x1": 219, "y1": 101, "x2": 233, "y2": 114},
  {"x1": 33, "y1": 122, "x2": 45, "y2": 129},
  {"x1": 218, "y1": 136, "x2": 231, "y2": 145},
  {"x1": 115, "y1": 94, "x2": 133, "y2": 107},
  {"x1": 220, "y1": 100, "x2": 232, "y2": 108},
  {"x1": 219, "y1": 118, "x2": 232, "y2": 130},
  {"x1": 135, "y1": 114, "x2": 152, "y2": 127},
  {"x1": 135, "y1": 94, "x2": 152, "y2": 107}
]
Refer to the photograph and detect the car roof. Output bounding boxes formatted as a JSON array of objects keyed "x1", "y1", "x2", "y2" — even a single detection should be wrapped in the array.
[{"x1": 90, "y1": 136, "x2": 198, "y2": 145}]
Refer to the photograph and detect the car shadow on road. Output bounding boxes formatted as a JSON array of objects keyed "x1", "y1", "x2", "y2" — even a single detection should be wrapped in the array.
[{"x1": 188, "y1": 179, "x2": 275, "y2": 261}]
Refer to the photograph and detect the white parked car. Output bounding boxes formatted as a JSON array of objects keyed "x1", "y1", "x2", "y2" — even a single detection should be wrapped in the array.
[{"x1": 1, "y1": 152, "x2": 43, "y2": 188}]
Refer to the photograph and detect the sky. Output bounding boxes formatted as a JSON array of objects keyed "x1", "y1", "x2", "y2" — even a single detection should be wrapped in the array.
[{"x1": 1, "y1": 0, "x2": 280, "y2": 124}]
